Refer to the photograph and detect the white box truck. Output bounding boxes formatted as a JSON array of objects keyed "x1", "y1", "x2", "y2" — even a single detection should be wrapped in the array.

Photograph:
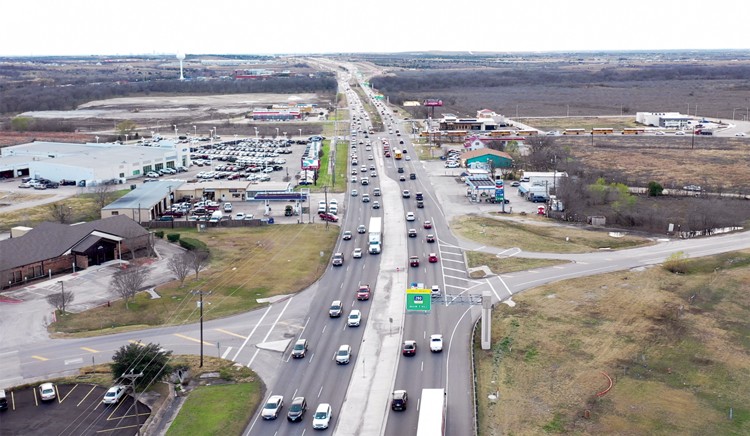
[{"x1": 368, "y1": 217, "x2": 383, "y2": 254}]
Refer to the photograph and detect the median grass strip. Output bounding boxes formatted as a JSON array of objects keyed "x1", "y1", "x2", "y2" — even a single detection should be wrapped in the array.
[
  {"x1": 452, "y1": 215, "x2": 651, "y2": 253},
  {"x1": 475, "y1": 250, "x2": 750, "y2": 435},
  {"x1": 51, "y1": 225, "x2": 338, "y2": 336},
  {"x1": 167, "y1": 383, "x2": 261, "y2": 436}
]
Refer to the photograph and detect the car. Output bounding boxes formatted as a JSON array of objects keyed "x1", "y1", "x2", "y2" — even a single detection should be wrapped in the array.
[
  {"x1": 373, "y1": 188, "x2": 381, "y2": 196},
  {"x1": 430, "y1": 334, "x2": 444, "y2": 352},
  {"x1": 408, "y1": 228, "x2": 417, "y2": 238},
  {"x1": 368, "y1": 155, "x2": 374, "y2": 160},
  {"x1": 399, "y1": 175, "x2": 406, "y2": 181},
  {"x1": 511, "y1": 181, "x2": 521, "y2": 187},
  {"x1": 675, "y1": 130, "x2": 686, "y2": 136},
  {"x1": 38, "y1": 383, "x2": 56, "y2": 401},
  {"x1": 370, "y1": 171, "x2": 377, "y2": 177},
  {"x1": 683, "y1": 185, "x2": 702, "y2": 191},
  {"x1": 146, "y1": 171, "x2": 160, "y2": 178},
  {"x1": 426, "y1": 234, "x2": 435, "y2": 243},
  {"x1": 102, "y1": 385, "x2": 128, "y2": 404},
  {"x1": 423, "y1": 220, "x2": 432, "y2": 229},
  {"x1": 416, "y1": 200, "x2": 424, "y2": 208},
  {"x1": 335, "y1": 344, "x2": 352, "y2": 364},
  {"x1": 372, "y1": 201, "x2": 380, "y2": 209},
  {"x1": 402, "y1": 190, "x2": 411, "y2": 198},
  {"x1": 360, "y1": 166, "x2": 367, "y2": 172},
  {"x1": 429, "y1": 253, "x2": 438, "y2": 263},
  {"x1": 319, "y1": 212, "x2": 339, "y2": 222},
  {"x1": 406, "y1": 212, "x2": 415, "y2": 221},
  {"x1": 312, "y1": 403, "x2": 333, "y2": 429},
  {"x1": 402, "y1": 340, "x2": 417, "y2": 356},
  {"x1": 431, "y1": 285, "x2": 441, "y2": 298},
  {"x1": 342, "y1": 231, "x2": 352, "y2": 240},
  {"x1": 409, "y1": 256, "x2": 420, "y2": 267},
  {"x1": 332, "y1": 252, "x2": 344, "y2": 266},
  {"x1": 361, "y1": 177, "x2": 369, "y2": 186},
  {"x1": 445, "y1": 162, "x2": 460, "y2": 168},
  {"x1": 347, "y1": 309, "x2": 362, "y2": 327},
  {"x1": 351, "y1": 189, "x2": 358, "y2": 197},
  {"x1": 351, "y1": 169, "x2": 357, "y2": 175},
  {"x1": 362, "y1": 194, "x2": 370, "y2": 203},
  {"x1": 655, "y1": 131, "x2": 665, "y2": 136},
  {"x1": 357, "y1": 284, "x2": 371, "y2": 300},
  {"x1": 261, "y1": 395, "x2": 284, "y2": 419},
  {"x1": 397, "y1": 167, "x2": 404, "y2": 173},
  {"x1": 234, "y1": 212, "x2": 245, "y2": 220},
  {"x1": 357, "y1": 224, "x2": 366, "y2": 234},
  {"x1": 244, "y1": 214, "x2": 255, "y2": 220},
  {"x1": 405, "y1": 156, "x2": 411, "y2": 161},
  {"x1": 391, "y1": 390, "x2": 408, "y2": 411},
  {"x1": 736, "y1": 132, "x2": 747, "y2": 137},
  {"x1": 287, "y1": 396, "x2": 307, "y2": 422},
  {"x1": 409, "y1": 173, "x2": 416, "y2": 180},
  {"x1": 415, "y1": 192, "x2": 423, "y2": 201},
  {"x1": 223, "y1": 202, "x2": 233, "y2": 212},
  {"x1": 291, "y1": 339, "x2": 308, "y2": 358},
  {"x1": 329, "y1": 300, "x2": 342, "y2": 317},
  {"x1": 353, "y1": 248, "x2": 363, "y2": 258}
]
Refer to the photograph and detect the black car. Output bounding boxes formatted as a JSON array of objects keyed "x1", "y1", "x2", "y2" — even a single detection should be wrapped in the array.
[
  {"x1": 409, "y1": 173, "x2": 416, "y2": 180},
  {"x1": 417, "y1": 200, "x2": 424, "y2": 208},
  {"x1": 287, "y1": 396, "x2": 307, "y2": 421},
  {"x1": 391, "y1": 390, "x2": 408, "y2": 411},
  {"x1": 397, "y1": 167, "x2": 404, "y2": 174},
  {"x1": 408, "y1": 229, "x2": 417, "y2": 238},
  {"x1": 415, "y1": 192, "x2": 423, "y2": 201}
]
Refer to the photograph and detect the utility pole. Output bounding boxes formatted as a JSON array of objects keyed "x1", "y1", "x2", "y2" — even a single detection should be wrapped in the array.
[
  {"x1": 121, "y1": 370, "x2": 144, "y2": 436},
  {"x1": 191, "y1": 290, "x2": 212, "y2": 367},
  {"x1": 57, "y1": 281, "x2": 65, "y2": 314}
]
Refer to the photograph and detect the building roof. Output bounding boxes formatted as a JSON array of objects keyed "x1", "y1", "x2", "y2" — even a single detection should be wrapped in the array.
[
  {"x1": 0, "y1": 141, "x2": 180, "y2": 169},
  {"x1": 103, "y1": 180, "x2": 183, "y2": 210},
  {"x1": 0, "y1": 215, "x2": 149, "y2": 271},
  {"x1": 462, "y1": 149, "x2": 513, "y2": 161}
]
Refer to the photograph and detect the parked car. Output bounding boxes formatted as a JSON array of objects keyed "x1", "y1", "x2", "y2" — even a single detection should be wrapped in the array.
[
  {"x1": 39, "y1": 383, "x2": 56, "y2": 401},
  {"x1": 102, "y1": 385, "x2": 128, "y2": 404}
]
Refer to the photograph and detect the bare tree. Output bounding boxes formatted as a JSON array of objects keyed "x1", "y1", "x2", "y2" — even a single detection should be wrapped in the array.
[
  {"x1": 90, "y1": 183, "x2": 115, "y2": 212},
  {"x1": 48, "y1": 204, "x2": 73, "y2": 224},
  {"x1": 188, "y1": 250, "x2": 210, "y2": 279},
  {"x1": 110, "y1": 265, "x2": 149, "y2": 309},
  {"x1": 168, "y1": 252, "x2": 192, "y2": 287},
  {"x1": 46, "y1": 288, "x2": 75, "y2": 314}
]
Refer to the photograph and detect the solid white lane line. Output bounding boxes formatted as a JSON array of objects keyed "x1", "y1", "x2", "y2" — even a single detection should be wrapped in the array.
[{"x1": 231, "y1": 304, "x2": 273, "y2": 361}]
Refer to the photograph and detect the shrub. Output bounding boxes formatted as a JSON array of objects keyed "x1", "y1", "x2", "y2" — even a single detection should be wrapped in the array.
[
  {"x1": 154, "y1": 231, "x2": 164, "y2": 239},
  {"x1": 663, "y1": 251, "x2": 689, "y2": 274},
  {"x1": 179, "y1": 237, "x2": 208, "y2": 251},
  {"x1": 647, "y1": 181, "x2": 664, "y2": 196},
  {"x1": 166, "y1": 233, "x2": 181, "y2": 243}
]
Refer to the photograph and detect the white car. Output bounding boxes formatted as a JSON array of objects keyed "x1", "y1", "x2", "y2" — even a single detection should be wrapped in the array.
[
  {"x1": 405, "y1": 156, "x2": 411, "y2": 161},
  {"x1": 146, "y1": 171, "x2": 160, "y2": 178},
  {"x1": 675, "y1": 131, "x2": 686, "y2": 136},
  {"x1": 736, "y1": 132, "x2": 747, "y2": 137},
  {"x1": 351, "y1": 189, "x2": 358, "y2": 197},
  {"x1": 102, "y1": 385, "x2": 128, "y2": 404},
  {"x1": 39, "y1": 383, "x2": 56, "y2": 401},
  {"x1": 335, "y1": 344, "x2": 352, "y2": 364},
  {"x1": 261, "y1": 395, "x2": 285, "y2": 419},
  {"x1": 312, "y1": 403, "x2": 332, "y2": 429},
  {"x1": 353, "y1": 248, "x2": 363, "y2": 258},
  {"x1": 347, "y1": 309, "x2": 362, "y2": 327},
  {"x1": 235, "y1": 213, "x2": 245, "y2": 220},
  {"x1": 430, "y1": 334, "x2": 444, "y2": 352},
  {"x1": 406, "y1": 212, "x2": 415, "y2": 221}
]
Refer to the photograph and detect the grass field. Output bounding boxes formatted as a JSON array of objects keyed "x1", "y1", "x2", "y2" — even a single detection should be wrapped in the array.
[
  {"x1": 167, "y1": 383, "x2": 261, "y2": 436},
  {"x1": 452, "y1": 216, "x2": 651, "y2": 253},
  {"x1": 517, "y1": 116, "x2": 640, "y2": 132},
  {"x1": 475, "y1": 251, "x2": 750, "y2": 435},
  {"x1": 466, "y1": 251, "x2": 567, "y2": 276},
  {"x1": 51, "y1": 225, "x2": 338, "y2": 335},
  {"x1": 0, "y1": 189, "x2": 129, "y2": 231},
  {"x1": 311, "y1": 139, "x2": 348, "y2": 193}
]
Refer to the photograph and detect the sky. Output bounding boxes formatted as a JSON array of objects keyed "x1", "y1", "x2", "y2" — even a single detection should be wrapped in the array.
[{"x1": 3, "y1": 0, "x2": 748, "y2": 56}]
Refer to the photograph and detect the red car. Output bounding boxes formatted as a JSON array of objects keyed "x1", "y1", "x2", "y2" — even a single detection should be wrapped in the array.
[
  {"x1": 428, "y1": 253, "x2": 438, "y2": 263},
  {"x1": 409, "y1": 256, "x2": 420, "y2": 267},
  {"x1": 357, "y1": 284, "x2": 371, "y2": 300},
  {"x1": 402, "y1": 340, "x2": 417, "y2": 356},
  {"x1": 423, "y1": 220, "x2": 432, "y2": 229},
  {"x1": 319, "y1": 212, "x2": 339, "y2": 222}
]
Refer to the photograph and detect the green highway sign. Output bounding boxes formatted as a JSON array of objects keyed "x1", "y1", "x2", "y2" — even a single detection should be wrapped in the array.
[{"x1": 406, "y1": 287, "x2": 432, "y2": 312}]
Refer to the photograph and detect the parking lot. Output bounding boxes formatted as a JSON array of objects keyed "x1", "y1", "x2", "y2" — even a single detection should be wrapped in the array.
[{"x1": 0, "y1": 383, "x2": 150, "y2": 435}]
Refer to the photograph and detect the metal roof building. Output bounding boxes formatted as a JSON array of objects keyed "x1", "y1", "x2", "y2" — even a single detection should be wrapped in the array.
[{"x1": 101, "y1": 180, "x2": 180, "y2": 222}]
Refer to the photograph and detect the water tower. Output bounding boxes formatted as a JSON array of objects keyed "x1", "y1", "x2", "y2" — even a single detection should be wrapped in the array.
[{"x1": 176, "y1": 52, "x2": 185, "y2": 80}]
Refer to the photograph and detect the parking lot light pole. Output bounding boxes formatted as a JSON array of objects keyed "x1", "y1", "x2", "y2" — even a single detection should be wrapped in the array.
[{"x1": 298, "y1": 128, "x2": 302, "y2": 138}]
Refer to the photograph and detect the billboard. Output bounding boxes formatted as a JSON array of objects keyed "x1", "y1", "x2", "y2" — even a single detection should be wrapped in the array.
[
  {"x1": 301, "y1": 158, "x2": 320, "y2": 170},
  {"x1": 423, "y1": 99, "x2": 444, "y2": 107}
]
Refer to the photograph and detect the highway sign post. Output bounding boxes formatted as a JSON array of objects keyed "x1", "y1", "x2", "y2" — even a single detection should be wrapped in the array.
[{"x1": 406, "y1": 287, "x2": 432, "y2": 312}]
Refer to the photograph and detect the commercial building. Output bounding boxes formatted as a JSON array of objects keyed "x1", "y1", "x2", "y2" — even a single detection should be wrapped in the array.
[
  {"x1": 438, "y1": 110, "x2": 508, "y2": 132},
  {"x1": 0, "y1": 215, "x2": 150, "y2": 289},
  {"x1": 101, "y1": 181, "x2": 178, "y2": 222},
  {"x1": 0, "y1": 141, "x2": 190, "y2": 184},
  {"x1": 636, "y1": 112, "x2": 692, "y2": 129},
  {"x1": 251, "y1": 108, "x2": 302, "y2": 121},
  {"x1": 462, "y1": 149, "x2": 514, "y2": 170}
]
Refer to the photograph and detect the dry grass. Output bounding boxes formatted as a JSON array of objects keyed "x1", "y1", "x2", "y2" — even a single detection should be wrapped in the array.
[
  {"x1": 516, "y1": 116, "x2": 640, "y2": 131},
  {"x1": 476, "y1": 251, "x2": 750, "y2": 435},
  {"x1": 52, "y1": 225, "x2": 338, "y2": 335},
  {"x1": 466, "y1": 251, "x2": 567, "y2": 274},
  {"x1": 452, "y1": 215, "x2": 651, "y2": 253}
]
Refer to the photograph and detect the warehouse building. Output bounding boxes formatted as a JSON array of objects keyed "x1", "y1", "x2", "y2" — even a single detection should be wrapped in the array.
[
  {"x1": 0, "y1": 141, "x2": 190, "y2": 185},
  {"x1": 636, "y1": 112, "x2": 691, "y2": 128}
]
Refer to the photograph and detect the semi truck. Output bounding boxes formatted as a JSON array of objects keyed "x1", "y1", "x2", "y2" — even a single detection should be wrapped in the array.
[{"x1": 368, "y1": 217, "x2": 383, "y2": 254}]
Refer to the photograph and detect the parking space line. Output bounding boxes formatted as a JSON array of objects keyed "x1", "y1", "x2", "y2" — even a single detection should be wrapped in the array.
[
  {"x1": 77, "y1": 385, "x2": 99, "y2": 407},
  {"x1": 174, "y1": 333, "x2": 214, "y2": 346},
  {"x1": 215, "y1": 328, "x2": 246, "y2": 339},
  {"x1": 58, "y1": 384, "x2": 78, "y2": 403},
  {"x1": 31, "y1": 355, "x2": 49, "y2": 361},
  {"x1": 81, "y1": 346, "x2": 99, "y2": 353},
  {"x1": 96, "y1": 424, "x2": 142, "y2": 433}
]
